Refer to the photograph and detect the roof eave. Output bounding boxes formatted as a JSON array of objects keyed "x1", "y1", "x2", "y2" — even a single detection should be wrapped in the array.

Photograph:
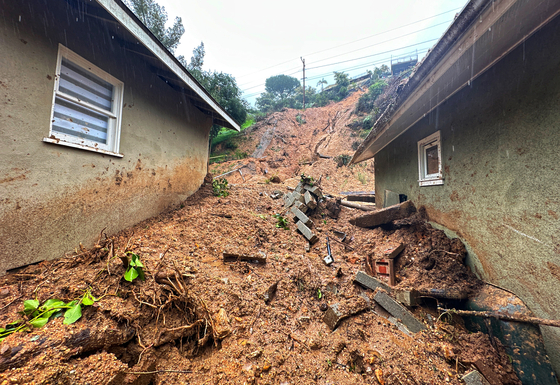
[
  {"x1": 351, "y1": 0, "x2": 560, "y2": 164},
  {"x1": 94, "y1": 0, "x2": 240, "y2": 131}
]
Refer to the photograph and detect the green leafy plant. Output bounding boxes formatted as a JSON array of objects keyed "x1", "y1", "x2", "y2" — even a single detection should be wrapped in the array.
[
  {"x1": 212, "y1": 178, "x2": 229, "y2": 197},
  {"x1": 334, "y1": 154, "x2": 352, "y2": 168},
  {"x1": 317, "y1": 289, "x2": 323, "y2": 300},
  {"x1": 124, "y1": 252, "x2": 145, "y2": 282},
  {"x1": 0, "y1": 290, "x2": 97, "y2": 342},
  {"x1": 300, "y1": 173, "x2": 314, "y2": 186},
  {"x1": 296, "y1": 114, "x2": 306, "y2": 124},
  {"x1": 273, "y1": 214, "x2": 289, "y2": 230}
]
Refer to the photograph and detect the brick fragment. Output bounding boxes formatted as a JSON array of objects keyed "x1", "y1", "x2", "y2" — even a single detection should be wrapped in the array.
[{"x1": 304, "y1": 191, "x2": 317, "y2": 209}]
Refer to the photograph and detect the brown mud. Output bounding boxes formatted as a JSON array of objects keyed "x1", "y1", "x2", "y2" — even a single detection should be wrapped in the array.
[{"x1": 0, "y1": 92, "x2": 520, "y2": 384}]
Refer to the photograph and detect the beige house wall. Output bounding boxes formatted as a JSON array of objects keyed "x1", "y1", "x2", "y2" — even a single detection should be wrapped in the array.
[{"x1": 0, "y1": 0, "x2": 212, "y2": 273}]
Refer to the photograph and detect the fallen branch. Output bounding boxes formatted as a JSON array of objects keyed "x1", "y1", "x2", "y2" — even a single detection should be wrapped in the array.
[
  {"x1": 213, "y1": 167, "x2": 246, "y2": 180},
  {"x1": 438, "y1": 308, "x2": 560, "y2": 328},
  {"x1": 340, "y1": 201, "x2": 376, "y2": 211},
  {"x1": 126, "y1": 369, "x2": 193, "y2": 375}
]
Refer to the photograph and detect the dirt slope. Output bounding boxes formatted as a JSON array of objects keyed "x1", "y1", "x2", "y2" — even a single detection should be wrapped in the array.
[{"x1": 0, "y1": 94, "x2": 521, "y2": 385}]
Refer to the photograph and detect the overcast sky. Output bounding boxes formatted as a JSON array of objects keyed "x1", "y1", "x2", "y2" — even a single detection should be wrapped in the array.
[{"x1": 156, "y1": 0, "x2": 468, "y2": 106}]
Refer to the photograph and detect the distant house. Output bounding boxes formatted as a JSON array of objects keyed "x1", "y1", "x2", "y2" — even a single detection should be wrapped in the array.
[
  {"x1": 0, "y1": 0, "x2": 239, "y2": 274},
  {"x1": 352, "y1": 0, "x2": 560, "y2": 375}
]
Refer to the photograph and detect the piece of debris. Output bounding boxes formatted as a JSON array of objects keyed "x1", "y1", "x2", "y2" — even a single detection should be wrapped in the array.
[
  {"x1": 291, "y1": 206, "x2": 313, "y2": 228},
  {"x1": 354, "y1": 271, "x2": 392, "y2": 293},
  {"x1": 462, "y1": 370, "x2": 491, "y2": 385},
  {"x1": 377, "y1": 242, "x2": 404, "y2": 259},
  {"x1": 323, "y1": 236, "x2": 334, "y2": 266},
  {"x1": 223, "y1": 250, "x2": 267, "y2": 264},
  {"x1": 396, "y1": 289, "x2": 420, "y2": 307},
  {"x1": 269, "y1": 175, "x2": 282, "y2": 183},
  {"x1": 263, "y1": 281, "x2": 279, "y2": 304},
  {"x1": 304, "y1": 191, "x2": 317, "y2": 210},
  {"x1": 326, "y1": 198, "x2": 341, "y2": 219},
  {"x1": 297, "y1": 221, "x2": 319, "y2": 244},
  {"x1": 417, "y1": 287, "x2": 468, "y2": 300},
  {"x1": 349, "y1": 200, "x2": 416, "y2": 228},
  {"x1": 346, "y1": 194, "x2": 375, "y2": 203},
  {"x1": 340, "y1": 200, "x2": 376, "y2": 211},
  {"x1": 323, "y1": 297, "x2": 369, "y2": 330},
  {"x1": 270, "y1": 190, "x2": 283, "y2": 199},
  {"x1": 370, "y1": 258, "x2": 396, "y2": 286},
  {"x1": 373, "y1": 289, "x2": 426, "y2": 333},
  {"x1": 214, "y1": 308, "x2": 232, "y2": 339}
]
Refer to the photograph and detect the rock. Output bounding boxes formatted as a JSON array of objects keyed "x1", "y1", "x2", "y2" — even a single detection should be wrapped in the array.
[
  {"x1": 462, "y1": 370, "x2": 491, "y2": 385},
  {"x1": 326, "y1": 199, "x2": 341, "y2": 219},
  {"x1": 269, "y1": 175, "x2": 282, "y2": 183},
  {"x1": 263, "y1": 281, "x2": 279, "y2": 304},
  {"x1": 214, "y1": 308, "x2": 232, "y2": 339},
  {"x1": 323, "y1": 297, "x2": 369, "y2": 330},
  {"x1": 270, "y1": 190, "x2": 283, "y2": 199}
]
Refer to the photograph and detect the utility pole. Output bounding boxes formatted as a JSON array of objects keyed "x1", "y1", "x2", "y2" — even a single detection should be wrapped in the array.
[{"x1": 300, "y1": 57, "x2": 306, "y2": 109}]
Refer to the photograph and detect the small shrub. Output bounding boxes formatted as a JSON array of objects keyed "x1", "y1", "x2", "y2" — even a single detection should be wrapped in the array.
[
  {"x1": 357, "y1": 172, "x2": 368, "y2": 185},
  {"x1": 296, "y1": 114, "x2": 306, "y2": 124},
  {"x1": 124, "y1": 252, "x2": 145, "y2": 282},
  {"x1": 235, "y1": 150, "x2": 248, "y2": 159},
  {"x1": 273, "y1": 214, "x2": 289, "y2": 230},
  {"x1": 300, "y1": 173, "x2": 314, "y2": 186},
  {"x1": 212, "y1": 178, "x2": 229, "y2": 197},
  {"x1": 334, "y1": 154, "x2": 352, "y2": 168}
]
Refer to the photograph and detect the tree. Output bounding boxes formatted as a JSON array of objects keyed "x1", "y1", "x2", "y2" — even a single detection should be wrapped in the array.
[
  {"x1": 264, "y1": 75, "x2": 300, "y2": 101},
  {"x1": 125, "y1": 0, "x2": 184, "y2": 52},
  {"x1": 188, "y1": 42, "x2": 205, "y2": 72},
  {"x1": 316, "y1": 79, "x2": 327, "y2": 92}
]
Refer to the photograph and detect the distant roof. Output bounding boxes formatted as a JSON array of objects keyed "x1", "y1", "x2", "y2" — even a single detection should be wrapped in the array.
[
  {"x1": 351, "y1": 0, "x2": 560, "y2": 164},
  {"x1": 93, "y1": 0, "x2": 240, "y2": 131}
]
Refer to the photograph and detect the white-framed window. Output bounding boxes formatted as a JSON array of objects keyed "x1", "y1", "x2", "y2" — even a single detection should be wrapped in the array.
[
  {"x1": 417, "y1": 131, "x2": 443, "y2": 186},
  {"x1": 43, "y1": 44, "x2": 124, "y2": 157}
]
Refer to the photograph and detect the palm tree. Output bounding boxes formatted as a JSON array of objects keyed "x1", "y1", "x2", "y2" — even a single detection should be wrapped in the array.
[{"x1": 317, "y1": 78, "x2": 327, "y2": 92}]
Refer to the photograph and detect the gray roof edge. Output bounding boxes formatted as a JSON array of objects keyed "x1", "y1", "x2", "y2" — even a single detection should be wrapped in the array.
[
  {"x1": 95, "y1": 0, "x2": 240, "y2": 131},
  {"x1": 350, "y1": 0, "x2": 491, "y2": 164}
]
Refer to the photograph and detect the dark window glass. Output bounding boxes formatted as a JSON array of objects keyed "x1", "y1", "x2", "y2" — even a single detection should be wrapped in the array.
[{"x1": 426, "y1": 145, "x2": 439, "y2": 175}]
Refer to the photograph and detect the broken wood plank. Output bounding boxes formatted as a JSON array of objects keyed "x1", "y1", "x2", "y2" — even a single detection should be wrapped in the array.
[
  {"x1": 346, "y1": 194, "x2": 376, "y2": 203},
  {"x1": 376, "y1": 242, "x2": 404, "y2": 259},
  {"x1": 349, "y1": 200, "x2": 416, "y2": 228},
  {"x1": 223, "y1": 251, "x2": 267, "y2": 264},
  {"x1": 340, "y1": 200, "x2": 376, "y2": 211}
]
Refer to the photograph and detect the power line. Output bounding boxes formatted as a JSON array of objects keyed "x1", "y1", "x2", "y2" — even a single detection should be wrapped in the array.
[
  {"x1": 236, "y1": 6, "x2": 461, "y2": 81},
  {"x1": 241, "y1": 38, "x2": 437, "y2": 94}
]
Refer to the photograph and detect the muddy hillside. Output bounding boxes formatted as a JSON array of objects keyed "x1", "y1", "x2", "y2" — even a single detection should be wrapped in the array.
[{"x1": 0, "y1": 93, "x2": 522, "y2": 384}]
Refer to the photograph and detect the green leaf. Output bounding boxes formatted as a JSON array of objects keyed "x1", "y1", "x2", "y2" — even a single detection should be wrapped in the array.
[
  {"x1": 130, "y1": 254, "x2": 144, "y2": 268},
  {"x1": 41, "y1": 299, "x2": 65, "y2": 311},
  {"x1": 63, "y1": 303, "x2": 82, "y2": 325},
  {"x1": 124, "y1": 267, "x2": 139, "y2": 282},
  {"x1": 137, "y1": 267, "x2": 145, "y2": 281},
  {"x1": 23, "y1": 299, "x2": 39, "y2": 315},
  {"x1": 82, "y1": 296, "x2": 94, "y2": 306},
  {"x1": 29, "y1": 316, "x2": 50, "y2": 328}
]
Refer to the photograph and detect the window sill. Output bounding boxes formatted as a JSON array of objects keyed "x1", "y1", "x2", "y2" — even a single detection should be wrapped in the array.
[
  {"x1": 419, "y1": 178, "x2": 444, "y2": 187},
  {"x1": 43, "y1": 137, "x2": 124, "y2": 158}
]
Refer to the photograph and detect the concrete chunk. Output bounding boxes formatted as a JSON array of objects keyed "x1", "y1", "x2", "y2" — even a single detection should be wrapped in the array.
[
  {"x1": 354, "y1": 271, "x2": 392, "y2": 293},
  {"x1": 284, "y1": 193, "x2": 295, "y2": 208},
  {"x1": 295, "y1": 182, "x2": 304, "y2": 194},
  {"x1": 323, "y1": 297, "x2": 369, "y2": 330},
  {"x1": 291, "y1": 206, "x2": 313, "y2": 227},
  {"x1": 304, "y1": 184, "x2": 323, "y2": 198},
  {"x1": 297, "y1": 221, "x2": 318, "y2": 244},
  {"x1": 292, "y1": 191, "x2": 305, "y2": 204},
  {"x1": 349, "y1": 200, "x2": 416, "y2": 228},
  {"x1": 304, "y1": 191, "x2": 317, "y2": 209},
  {"x1": 293, "y1": 200, "x2": 308, "y2": 214},
  {"x1": 374, "y1": 290, "x2": 426, "y2": 333}
]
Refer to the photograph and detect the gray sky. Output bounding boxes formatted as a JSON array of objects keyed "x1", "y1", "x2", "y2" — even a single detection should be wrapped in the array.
[{"x1": 156, "y1": 0, "x2": 468, "y2": 106}]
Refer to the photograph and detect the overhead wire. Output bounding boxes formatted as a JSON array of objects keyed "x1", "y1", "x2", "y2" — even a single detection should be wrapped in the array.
[{"x1": 236, "y1": 6, "x2": 461, "y2": 80}]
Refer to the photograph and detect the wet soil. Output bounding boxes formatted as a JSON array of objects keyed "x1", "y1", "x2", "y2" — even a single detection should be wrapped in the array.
[{"x1": 0, "y1": 93, "x2": 520, "y2": 384}]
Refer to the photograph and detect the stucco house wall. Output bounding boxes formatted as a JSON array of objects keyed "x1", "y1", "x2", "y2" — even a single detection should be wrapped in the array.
[
  {"x1": 374, "y1": 17, "x2": 560, "y2": 371},
  {"x1": 0, "y1": 0, "x2": 213, "y2": 273}
]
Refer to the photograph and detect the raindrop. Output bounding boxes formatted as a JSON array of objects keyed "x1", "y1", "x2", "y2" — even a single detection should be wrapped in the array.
[
  {"x1": 112, "y1": 35, "x2": 114, "y2": 39},
  {"x1": 76, "y1": 18, "x2": 78, "y2": 22},
  {"x1": 18, "y1": 15, "x2": 21, "y2": 22}
]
